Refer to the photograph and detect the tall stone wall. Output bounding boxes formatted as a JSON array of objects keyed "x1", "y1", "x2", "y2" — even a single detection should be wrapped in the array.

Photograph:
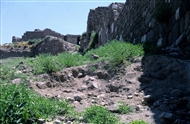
[
  {"x1": 83, "y1": 0, "x2": 190, "y2": 56},
  {"x1": 0, "y1": 48, "x2": 33, "y2": 59},
  {"x1": 22, "y1": 31, "x2": 45, "y2": 41},
  {"x1": 82, "y1": 3, "x2": 124, "y2": 50},
  {"x1": 111, "y1": 0, "x2": 190, "y2": 47}
]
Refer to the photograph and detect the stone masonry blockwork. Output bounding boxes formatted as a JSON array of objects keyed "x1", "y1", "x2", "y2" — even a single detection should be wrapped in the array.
[{"x1": 82, "y1": 0, "x2": 190, "y2": 54}]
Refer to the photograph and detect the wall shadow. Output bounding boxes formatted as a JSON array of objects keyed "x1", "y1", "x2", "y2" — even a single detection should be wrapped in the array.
[{"x1": 139, "y1": 55, "x2": 190, "y2": 123}]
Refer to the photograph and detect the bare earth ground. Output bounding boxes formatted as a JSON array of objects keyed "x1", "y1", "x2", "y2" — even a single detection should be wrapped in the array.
[{"x1": 15, "y1": 55, "x2": 190, "y2": 124}]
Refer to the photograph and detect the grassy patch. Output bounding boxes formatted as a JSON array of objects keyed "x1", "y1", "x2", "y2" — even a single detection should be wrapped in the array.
[
  {"x1": 33, "y1": 52, "x2": 87, "y2": 74},
  {"x1": 33, "y1": 54, "x2": 60, "y2": 74},
  {"x1": 32, "y1": 40, "x2": 144, "y2": 74},
  {"x1": 27, "y1": 38, "x2": 42, "y2": 45},
  {"x1": 0, "y1": 82, "x2": 75, "y2": 124},
  {"x1": 83, "y1": 105, "x2": 120, "y2": 124},
  {"x1": 129, "y1": 120, "x2": 149, "y2": 124},
  {"x1": 85, "y1": 40, "x2": 144, "y2": 65},
  {"x1": 117, "y1": 102, "x2": 133, "y2": 114},
  {"x1": 0, "y1": 57, "x2": 35, "y2": 83}
]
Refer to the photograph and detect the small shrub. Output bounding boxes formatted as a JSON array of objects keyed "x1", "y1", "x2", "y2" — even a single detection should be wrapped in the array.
[
  {"x1": 129, "y1": 120, "x2": 148, "y2": 124},
  {"x1": 80, "y1": 31, "x2": 87, "y2": 40},
  {"x1": 152, "y1": 1, "x2": 171, "y2": 24},
  {"x1": 33, "y1": 52, "x2": 86, "y2": 74},
  {"x1": 57, "y1": 52, "x2": 85, "y2": 67},
  {"x1": 33, "y1": 54, "x2": 60, "y2": 74},
  {"x1": 83, "y1": 105, "x2": 119, "y2": 124},
  {"x1": 0, "y1": 83, "x2": 75, "y2": 123},
  {"x1": 85, "y1": 31, "x2": 98, "y2": 52},
  {"x1": 28, "y1": 39, "x2": 36, "y2": 45},
  {"x1": 0, "y1": 65, "x2": 15, "y2": 81},
  {"x1": 117, "y1": 102, "x2": 133, "y2": 114},
  {"x1": 27, "y1": 39, "x2": 42, "y2": 45},
  {"x1": 13, "y1": 42, "x2": 18, "y2": 47},
  {"x1": 89, "y1": 66, "x2": 96, "y2": 73}
]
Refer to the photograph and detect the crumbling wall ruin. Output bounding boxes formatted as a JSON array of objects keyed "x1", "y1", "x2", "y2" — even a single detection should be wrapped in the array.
[
  {"x1": 81, "y1": 3, "x2": 124, "y2": 50},
  {"x1": 12, "y1": 28, "x2": 81, "y2": 45}
]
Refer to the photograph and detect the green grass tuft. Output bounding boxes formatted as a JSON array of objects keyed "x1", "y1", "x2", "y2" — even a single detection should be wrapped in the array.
[
  {"x1": 117, "y1": 102, "x2": 133, "y2": 114},
  {"x1": 129, "y1": 120, "x2": 149, "y2": 124},
  {"x1": 83, "y1": 105, "x2": 120, "y2": 124}
]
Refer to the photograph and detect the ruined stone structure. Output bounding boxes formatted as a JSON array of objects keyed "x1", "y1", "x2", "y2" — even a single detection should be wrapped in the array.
[
  {"x1": 1, "y1": 36, "x2": 79, "y2": 59},
  {"x1": 64, "y1": 34, "x2": 81, "y2": 45},
  {"x1": 83, "y1": 3, "x2": 124, "y2": 49},
  {"x1": 20, "y1": 28, "x2": 64, "y2": 41},
  {"x1": 12, "y1": 36, "x2": 21, "y2": 43},
  {"x1": 0, "y1": 48, "x2": 33, "y2": 59},
  {"x1": 12, "y1": 28, "x2": 81, "y2": 46},
  {"x1": 81, "y1": 0, "x2": 190, "y2": 55}
]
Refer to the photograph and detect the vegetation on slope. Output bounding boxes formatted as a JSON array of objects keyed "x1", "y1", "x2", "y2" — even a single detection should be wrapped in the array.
[
  {"x1": 0, "y1": 40, "x2": 149, "y2": 123},
  {"x1": 33, "y1": 40, "x2": 144, "y2": 74}
]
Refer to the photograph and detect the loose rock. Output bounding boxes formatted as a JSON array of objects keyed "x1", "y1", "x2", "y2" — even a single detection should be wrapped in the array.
[{"x1": 74, "y1": 96, "x2": 82, "y2": 102}]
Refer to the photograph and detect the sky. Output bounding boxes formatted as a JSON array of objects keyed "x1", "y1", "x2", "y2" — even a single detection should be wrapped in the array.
[{"x1": 0, "y1": 0, "x2": 125, "y2": 45}]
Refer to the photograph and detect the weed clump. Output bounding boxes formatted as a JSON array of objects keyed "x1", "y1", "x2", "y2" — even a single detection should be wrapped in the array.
[
  {"x1": 117, "y1": 102, "x2": 133, "y2": 114},
  {"x1": 129, "y1": 120, "x2": 149, "y2": 124},
  {"x1": 83, "y1": 105, "x2": 120, "y2": 124},
  {"x1": 0, "y1": 83, "x2": 74, "y2": 124},
  {"x1": 85, "y1": 40, "x2": 144, "y2": 65}
]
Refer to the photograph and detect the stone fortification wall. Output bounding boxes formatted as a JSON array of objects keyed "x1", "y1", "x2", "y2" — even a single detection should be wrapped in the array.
[
  {"x1": 20, "y1": 28, "x2": 64, "y2": 41},
  {"x1": 12, "y1": 29, "x2": 81, "y2": 46},
  {"x1": 64, "y1": 34, "x2": 81, "y2": 45},
  {"x1": 111, "y1": 0, "x2": 190, "y2": 47},
  {"x1": 21, "y1": 31, "x2": 45, "y2": 41},
  {"x1": 12, "y1": 28, "x2": 64, "y2": 42},
  {"x1": 82, "y1": 0, "x2": 190, "y2": 56},
  {"x1": 43, "y1": 28, "x2": 64, "y2": 39},
  {"x1": 81, "y1": 3, "x2": 124, "y2": 50},
  {"x1": 86, "y1": 6, "x2": 109, "y2": 48},
  {"x1": 0, "y1": 48, "x2": 33, "y2": 59}
]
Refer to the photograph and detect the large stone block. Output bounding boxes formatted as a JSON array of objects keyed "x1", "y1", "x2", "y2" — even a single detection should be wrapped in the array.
[
  {"x1": 147, "y1": 29, "x2": 155, "y2": 42},
  {"x1": 180, "y1": 16, "x2": 185, "y2": 34},
  {"x1": 169, "y1": 21, "x2": 180, "y2": 45},
  {"x1": 185, "y1": 11, "x2": 190, "y2": 31}
]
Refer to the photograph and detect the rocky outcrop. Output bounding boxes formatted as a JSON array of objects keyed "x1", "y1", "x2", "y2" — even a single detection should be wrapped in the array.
[
  {"x1": 33, "y1": 36, "x2": 78, "y2": 55},
  {"x1": 82, "y1": 0, "x2": 190, "y2": 57}
]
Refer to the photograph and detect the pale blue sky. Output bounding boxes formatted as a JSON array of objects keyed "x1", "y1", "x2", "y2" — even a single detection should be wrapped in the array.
[{"x1": 0, "y1": 0, "x2": 125, "y2": 44}]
